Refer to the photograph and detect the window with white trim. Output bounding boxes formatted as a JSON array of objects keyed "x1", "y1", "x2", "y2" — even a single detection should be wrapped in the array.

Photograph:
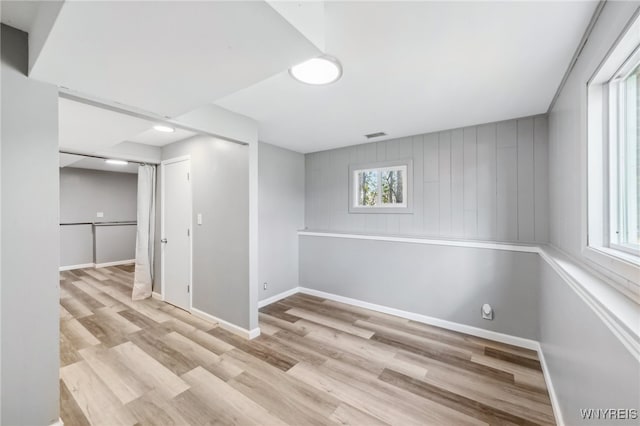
[
  {"x1": 349, "y1": 160, "x2": 412, "y2": 213},
  {"x1": 586, "y1": 13, "x2": 640, "y2": 289}
]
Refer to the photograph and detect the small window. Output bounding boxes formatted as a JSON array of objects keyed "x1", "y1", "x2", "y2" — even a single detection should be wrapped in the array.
[
  {"x1": 609, "y1": 61, "x2": 639, "y2": 255},
  {"x1": 349, "y1": 160, "x2": 412, "y2": 213}
]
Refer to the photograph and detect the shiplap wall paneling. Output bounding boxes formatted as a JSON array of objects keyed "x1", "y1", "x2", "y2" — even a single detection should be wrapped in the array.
[
  {"x1": 517, "y1": 117, "x2": 535, "y2": 241},
  {"x1": 450, "y1": 129, "x2": 464, "y2": 238},
  {"x1": 496, "y1": 120, "x2": 519, "y2": 241},
  {"x1": 304, "y1": 114, "x2": 548, "y2": 244},
  {"x1": 477, "y1": 123, "x2": 497, "y2": 239},
  {"x1": 534, "y1": 116, "x2": 549, "y2": 242},
  {"x1": 463, "y1": 127, "x2": 478, "y2": 238}
]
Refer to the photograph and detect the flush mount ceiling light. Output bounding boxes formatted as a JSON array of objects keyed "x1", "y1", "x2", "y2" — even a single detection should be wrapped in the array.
[
  {"x1": 289, "y1": 55, "x2": 342, "y2": 85},
  {"x1": 153, "y1": 124, "x2": 175, "y2": 133},
  {"x1": 105, "y1": 159, "x2": 128, "y2": 166}
]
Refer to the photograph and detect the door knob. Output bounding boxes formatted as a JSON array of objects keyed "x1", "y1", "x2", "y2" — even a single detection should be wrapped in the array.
[{"x1": 161, "y1": 238, "x2": 168, "y2": 243}]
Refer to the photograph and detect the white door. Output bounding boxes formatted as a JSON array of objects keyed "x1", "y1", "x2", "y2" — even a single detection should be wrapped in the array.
[{"x1": 162, "y1": 157, "x2": 191, "y2": 311}]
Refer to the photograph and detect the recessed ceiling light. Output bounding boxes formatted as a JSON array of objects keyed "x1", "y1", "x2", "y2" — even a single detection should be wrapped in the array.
[
  {"x1": 153, "y1": 125, "x2": 175, "y2": 133},
  {"x1": 105, "y1": 159, "x2": 128, "y2": 166},
  {"x1": 289, "y1": 55, "x2": 342, "y2": 85}
]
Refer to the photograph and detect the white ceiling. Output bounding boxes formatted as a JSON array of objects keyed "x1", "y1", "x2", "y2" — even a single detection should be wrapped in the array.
[
  {"x1": 60, "y1": 153, "x2": 139, "y2": 174},
  {"x1": 0, "y1": 0, "x2": 40, "y2": 32},
  {"x1": 29, "y1": 1, "x2": 319, "y2": 118},
  {"x1": 59, "y1": 98, "x2": 154, "y2": 153},
  {"x1": 3, "y1": 1, "x2": 598, "y2": 155},
  {"x1": 217, "y1": 1, "x2": 598, "y2": 153},
  {"x1": 128, "y1": 127, "x2": 197, "y2": 148}
]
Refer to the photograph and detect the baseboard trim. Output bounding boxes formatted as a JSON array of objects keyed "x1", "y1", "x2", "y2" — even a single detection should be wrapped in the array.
[
  {"x1": 95, "y1": 259, "x2": 135, "y2": 268},
  {"x1": 536, "y1": 342, "x2": 564, "y2": 426},
  {"x1": 295, "y1": 287, "x2": 537, "y2": 350},
  {"x1": 191, "y1": 307, "x2": 261, "y2": 340},
  {"x1": 258, "y1": 287, "x2": 300, "y2": 308},
  {"x1": 49, "y1": 418, "x2": 64, "y2": 426},
  {"x1": 151, "y1": 291, "x2": 163, "y2": 301},
  {"x1": 59, "y1": 263, "x2": 94, "y2": 271}
]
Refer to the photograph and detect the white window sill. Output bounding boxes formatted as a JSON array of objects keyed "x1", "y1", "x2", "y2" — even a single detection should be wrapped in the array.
[
  {"x1": 541, "y1": 246, "x2": 640, "y2": 361},
  {"x1": 582, "y1": 246, "x2": 640, "y2": 294}
]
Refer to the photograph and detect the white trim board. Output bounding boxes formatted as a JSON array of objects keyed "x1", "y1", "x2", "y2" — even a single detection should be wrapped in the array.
[
  {"x1": 191, "y1": 307, "x2": 260, "y2": 340},
  {"x1": 95, "y1": 259, "x2": 135, "y2": 268},
  {"x1": 151, "y1": 291, "x2": 163, "y2": 301},
  {"x1": 298, "y1": 231, "x2": 539, "y2": 253},
  {"x1": 259, "y1": 285, "x2": 538, "y2": 349},
  {"x1": 537, "y1": 342, "x2": 565, "y2": 426},
  {"x1": 59, "y1": 263, "x2": 95, "y2": 271},
  {"x1": 258, "y1": 287, "x2": 299, "y2": 308},
  {"x1": 297, "y1": 287, "x2": 539, "y2": 350}
]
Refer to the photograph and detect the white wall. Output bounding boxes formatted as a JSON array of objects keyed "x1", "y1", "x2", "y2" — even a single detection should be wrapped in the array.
[
  {"x1": 1, "y1": 24, "x2": 60, "y2": 425},
  {"x1": 258, "y1": 142, "x2": 305, "y2": 302}
]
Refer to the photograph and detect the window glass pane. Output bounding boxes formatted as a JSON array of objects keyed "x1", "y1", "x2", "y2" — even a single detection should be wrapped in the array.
[
  {"x1": 357, "y1": 170, "x2": 378, "y2": 206},
  {"x1": 620, "y1": 65, "x2": 639, "y2": 247},
  {"x1": 381, "y1": 169, "x2": 404, "y2": 204}
]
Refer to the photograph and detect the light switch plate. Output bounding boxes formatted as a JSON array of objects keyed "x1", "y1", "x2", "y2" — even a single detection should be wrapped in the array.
[
  {"x1": 197, "y1": 213, "x2": 202, "y2": 225},
  {"x1": 96, "y1": 212, "x2": 104, "y2": 218}
]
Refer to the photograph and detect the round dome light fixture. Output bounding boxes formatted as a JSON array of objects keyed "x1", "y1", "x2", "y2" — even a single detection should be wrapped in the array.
[{"x1": 289, "y1": 55, "x2": 342, "y2": 85}]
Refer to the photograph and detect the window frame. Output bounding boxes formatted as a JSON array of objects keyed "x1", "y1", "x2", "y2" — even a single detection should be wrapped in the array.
[
  {"x1": 585, "y1": 14, "x2": 640, "y2": 291},
  {"x1": 608, "y1": 55, "x2": 639, "y2": 256},
  {"x1": 348, "y1": 159, "x2": 413, "y2": 214}
]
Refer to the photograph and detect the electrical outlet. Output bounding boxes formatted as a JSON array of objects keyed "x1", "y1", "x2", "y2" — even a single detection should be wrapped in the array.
[
  {"x1": 263, "y1": 282, "x2": 268, "y2": 290},
  {"x1": 96, "y1": 212, "x2": 104, "y2": 218},
  {"x1": 481, "y1": 303, "x2": 493, "y2": 320}
]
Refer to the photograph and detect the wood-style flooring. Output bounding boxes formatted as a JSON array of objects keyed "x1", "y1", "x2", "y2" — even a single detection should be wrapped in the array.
[{"x1": 60, "y1": 266, "x2": 556, "y2": 425}]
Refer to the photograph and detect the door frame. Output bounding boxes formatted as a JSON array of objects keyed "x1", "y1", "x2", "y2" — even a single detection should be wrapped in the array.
[{"x1": 160, "y1": 155, "x2": 193, "y2": 311}]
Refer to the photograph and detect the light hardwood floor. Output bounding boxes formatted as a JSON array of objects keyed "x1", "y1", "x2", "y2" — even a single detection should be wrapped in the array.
[{"x1": 60, "y1": 266, "x2": 556, "y2": 425}]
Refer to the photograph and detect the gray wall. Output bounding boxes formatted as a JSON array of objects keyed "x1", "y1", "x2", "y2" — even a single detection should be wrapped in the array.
[
  {"x1": 1, "y1": 24, "x2": 60, "y2": 425},
  {"x1": 60, "y1": 167, "x2": 137, "y2": 223},
  {"x1": 60, "y1": 224, "x2": 93, "y2": 266},
  {"x1": 545, "y1": 2, "x2": 640, "y2": 422},
  {"x1": 161, "y1": 135, "x2": 250, "y2": 329},
  {"x1": 60, "y1": 167, "x2": 138, "y2": 267},
  {"x1": 94, "y1": 224, "x2": 136, "y2": 264},
  {"x1": 305, "y1": 115, "x2": 549, "y2": 243},
  {"x1": 539, "y1": 261, "x2": 639, "y2": 425},
  {"x1": 300, "y1": 235, "x2": 539, "y2": 339},
  {"x1": 258, "y1": 142, "x2": 305, "y2": 302}
]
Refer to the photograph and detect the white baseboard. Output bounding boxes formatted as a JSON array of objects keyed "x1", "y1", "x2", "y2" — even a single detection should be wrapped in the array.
[
  {"x1": 258, "y1": 287, "x2": 300, "y2": 308},
  {"x1": 49, "y1": 418, "x2": 64, "y2": 426},
  {"x1": 298, "y1": 287, "x2": 539, "y2": 350},
  {"x1": 59, "y1": 263, "x2": 94, "y2": 271},
  {"x1": 536, "y1": 342, "x2": 564, "y2": 426},
  {"x1": 151, "y1": 291, "x2": 163, "y2": 301},
  {"x1": 95, "y1": 259, "x2": 135, "y2": 268},
  {"x1": 191, "y1": 307, "x2": 261, "y2": 340}
]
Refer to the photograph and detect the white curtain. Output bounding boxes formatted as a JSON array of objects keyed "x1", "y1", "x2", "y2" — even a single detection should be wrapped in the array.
[{"x1": 132, "y1": 164, "x2": 156, "y2": 300}]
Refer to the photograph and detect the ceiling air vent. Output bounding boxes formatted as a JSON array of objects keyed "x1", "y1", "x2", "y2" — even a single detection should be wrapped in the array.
[{"x1": 365, "y1": 132, "x2": 387, "y2": 139}]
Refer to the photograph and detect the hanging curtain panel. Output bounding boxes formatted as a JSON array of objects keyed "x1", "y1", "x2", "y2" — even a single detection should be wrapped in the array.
[{"x1": 132, "y1": 164, "x2": 156, "y2": 300}]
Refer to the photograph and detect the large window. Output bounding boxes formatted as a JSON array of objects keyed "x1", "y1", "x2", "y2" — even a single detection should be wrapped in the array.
[
  {"x1": 349, "y1": 160, "x2": 412, "y2": 213},
  {"x1": 586, "y1": 15, "x2": 640, "y2": 289},
  {"x1": 609, "y1": 61, "x2": 639, "y2": 255}
]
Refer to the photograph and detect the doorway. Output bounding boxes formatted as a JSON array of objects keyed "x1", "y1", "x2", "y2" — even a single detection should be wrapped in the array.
[{"x1": 161, "y1": 156, "x2": 193, "y2": 311}]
